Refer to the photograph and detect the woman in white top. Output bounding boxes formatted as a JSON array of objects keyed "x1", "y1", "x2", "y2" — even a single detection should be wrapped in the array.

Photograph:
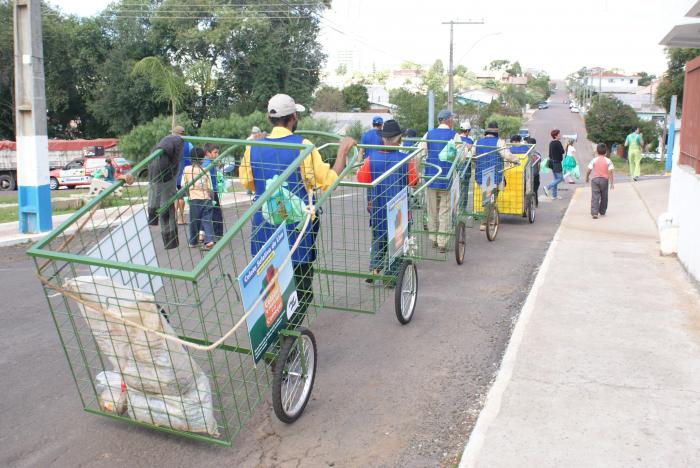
[{"x1": 562, "y1": 139, "x2": 578, "y2": 183}]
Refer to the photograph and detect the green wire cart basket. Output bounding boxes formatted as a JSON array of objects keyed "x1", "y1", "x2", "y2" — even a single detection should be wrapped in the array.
[{"x1": 27, "y1": 135, "x2": 349, "y2": 446}]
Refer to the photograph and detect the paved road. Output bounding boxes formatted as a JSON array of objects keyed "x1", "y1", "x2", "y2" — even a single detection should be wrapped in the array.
[{"x1": 1, "y1": 84, "x2": 585, "y2": 467}]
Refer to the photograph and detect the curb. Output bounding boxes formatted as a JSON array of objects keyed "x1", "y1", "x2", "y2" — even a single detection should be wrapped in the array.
[{"x1": 458, "y1": 187, "x2": 581, "y2": 468}]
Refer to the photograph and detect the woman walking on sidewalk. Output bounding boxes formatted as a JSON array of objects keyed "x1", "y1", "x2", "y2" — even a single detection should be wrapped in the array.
[
  {"x1": 544, "y1": 129, "x2": 565, "y2": 200},
  {"x1": 562, "y1": 138, "x2": 578, "y2": 184},
  {"x1": 625, "y1": 127, "x2": 644, "y2": 181}
]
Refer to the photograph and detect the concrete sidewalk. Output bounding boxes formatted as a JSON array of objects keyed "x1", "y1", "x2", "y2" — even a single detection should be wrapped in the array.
[{"x1": 461, "y1": 178, "x2": 700, "y2": 467}]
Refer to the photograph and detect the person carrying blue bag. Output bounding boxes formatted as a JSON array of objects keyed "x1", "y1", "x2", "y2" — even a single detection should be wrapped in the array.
[
  {"x1": 420, "y1": 109, "x2": 462, "y2": 253},
  {"x1": 239, "y1": 94, "x2": 355, "y2": 326}
]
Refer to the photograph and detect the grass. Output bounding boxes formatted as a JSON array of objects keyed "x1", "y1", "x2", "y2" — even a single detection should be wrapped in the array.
[
  {"x1": 609, "y1": 155, "x2": 664, "y2": 176},
  {"x1": 0, "y1": 188, "x2": 88, "y2": 204},
  {"x1": 0, "y1": 196, "x2": 139, "y2": 224}
]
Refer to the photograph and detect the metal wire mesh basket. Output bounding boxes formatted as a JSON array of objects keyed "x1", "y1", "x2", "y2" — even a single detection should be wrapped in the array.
[{"x1": 28, "y1": 136, "x2": 347, "y2": 445}]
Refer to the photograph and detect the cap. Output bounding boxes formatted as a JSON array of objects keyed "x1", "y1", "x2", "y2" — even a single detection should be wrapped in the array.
[
  {"x1": 437, "y1": 109, "x2": 453, "y2": 121},
  {"x1": 251, "y1": 126, "x2": 261, "y2": 133},
  {"x1": 172, "y1": 125, "x2": 185, "y2": 135},
  {"x1": 405, "y1": 129, "x2": 417, "y2": 138},
  {"x1": 267, "y1": 94, "x2": 306, "y2": 117},
  {"x1": 380, "y1": 119, "x2": 404, "y2": 138},
  {"x1": 372, "y1": 116, "x2": 384, "y2": 125},
  {"x1": 486, "y1": 121, "x2": 499, "y2": 132},
  {"x1": 459, "y1": 120, "x2": 471, "y2": 131}
]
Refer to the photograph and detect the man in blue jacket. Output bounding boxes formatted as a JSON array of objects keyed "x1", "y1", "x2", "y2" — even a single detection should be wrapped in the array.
[{"x1": 421, "y1": 109, "x2": 461, "y2": 253}]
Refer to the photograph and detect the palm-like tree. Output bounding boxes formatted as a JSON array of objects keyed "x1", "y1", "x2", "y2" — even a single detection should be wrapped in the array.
[{"x1": 132, "y1": 57, "x2": 187, "y2": 130}]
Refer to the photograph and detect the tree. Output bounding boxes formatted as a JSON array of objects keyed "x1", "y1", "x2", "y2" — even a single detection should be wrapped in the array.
[
  {"x1": 400, "y1": 61, "x2": 422, "y2": 71},
  {"x1": 186, "y1": 59, "x2": 218, "y2": 127},
  {"x1": 637, "y1": 71, "x2": 656, "y2": 87},
  {"x1": 489, "y1": 59, "x2": 510, "y2": 71},
  {"x1": 423, "y1": 59, "x2": 447, "y2": 94},
  {"x1": 485, "y1": 114, "x2": 523, "y2": 139},
  {"x1": 132, "y1": 57, "x2": 189, "y2": 130},
  {"x1": 335, "y1": 64, "x2": 347, "y2": 76},
  {"x1": 314, "y1": 86, "x2": 345, "y2": 111},
  {"x1": 389, "y1": 89, "x2": 429, "y2": 135},
  {"x1": 655, "y1": 48, "x2": 700, "y2": 113},
  {"x1": 342, "y1": 84, "x2": 369, "y2": 111},
  {"x1": 506, "y1": 61, "x2": 522, "y2": 77},
  {"x1": 585, "y1": 95, "x2": 639, "y2": 152}
]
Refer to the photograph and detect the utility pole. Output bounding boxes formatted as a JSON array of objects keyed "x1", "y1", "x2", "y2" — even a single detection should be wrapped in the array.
[
  {"x1": 442, "y1": 19, "x2": 484, "y2": 113},
  {"x1": 14, "y1": 0, "x2": 52, "y2": 233}
]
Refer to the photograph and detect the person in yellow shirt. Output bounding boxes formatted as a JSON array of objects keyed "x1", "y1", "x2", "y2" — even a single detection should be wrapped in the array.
[{"x1": 239, "y1": 93, "x2": 355, "y2": 327}]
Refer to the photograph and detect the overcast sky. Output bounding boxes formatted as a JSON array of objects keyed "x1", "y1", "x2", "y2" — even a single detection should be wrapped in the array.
[{"x1": 50, "y1": 0, "x2": 699, "y2": 78}]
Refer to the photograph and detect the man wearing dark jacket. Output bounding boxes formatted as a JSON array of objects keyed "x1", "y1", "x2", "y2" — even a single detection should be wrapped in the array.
[{"x1": 147, "y1": 126, "x2": 185, "y2": 249}]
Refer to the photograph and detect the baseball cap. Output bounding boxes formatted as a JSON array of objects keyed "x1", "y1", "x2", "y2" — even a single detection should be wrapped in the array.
[
  {"x1": 267, "y1": 94, "x2": 306, "y2": 117},
  {"x1": 172, "y1": 125, "x2": 185, "y2": 135},
  {"x1": 251, "y1": 126, "x2": 261, "y2": 133},
  {"x1": 459, "y1": 120, "x2": 472, "y2": 131},
  {"x1": 437, "y1": 109, "x2": 453, "y2": 121},
  {"x1": 372, "y1": 116, "x2": 384, "y2": 125},
  {"x1": 380, "y1": 119, "x2": 404, "y2": 138}
]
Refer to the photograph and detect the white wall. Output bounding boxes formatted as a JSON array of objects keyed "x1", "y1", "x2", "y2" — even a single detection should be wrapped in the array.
[{"x1": 668, "y1": 162, "x2": 700, "y2": 281}]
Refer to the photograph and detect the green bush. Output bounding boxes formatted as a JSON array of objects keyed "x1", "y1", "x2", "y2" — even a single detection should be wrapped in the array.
[
  {"x1": 345, "y1": 120, "x2": 367, "y2": 142},
  {"x1": 198, "y1": 111, "x2": 270, "y2": 139},
  {"x1": 119, "y1": 114, "x2": 194, "y2": 163},
  {"x1": 484, "y1": 114, "x2": 523, "y2": 140}
]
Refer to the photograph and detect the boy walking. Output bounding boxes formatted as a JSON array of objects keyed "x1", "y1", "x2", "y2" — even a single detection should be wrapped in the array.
[
  {"x1": 181, "y1": 147, "x2": 215, "y2": 249},
  {"x1": 585, "y1": 143, "x2": 615, "y2": 219}
]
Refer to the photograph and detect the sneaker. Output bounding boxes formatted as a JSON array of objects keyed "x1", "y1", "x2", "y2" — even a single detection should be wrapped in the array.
[
  {"x1": 365, "y1": 269, "x2": 379, "y2": 284},
  {"x1": 543, "y1": 186, "x2": 551, "y2": 199},
  {"x1": 479, "y1": 223, "x2": 486, "y2": 231},
  {"x1": 556, "y1": 195, "x2": 563, "y2": 200},
  {"x1": 439, "y1": 246, "x2": 446, "y2": 253},
  {"x1": 188, "y1": 244, "x2": 198, "y2": 248},
  {"x1": 592, "y1": 214, "x2": 599, "y2": 219}
]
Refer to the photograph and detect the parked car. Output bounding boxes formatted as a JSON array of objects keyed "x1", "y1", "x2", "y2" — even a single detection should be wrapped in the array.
[
  {"x1": 49, "y1": 156, "x2": 132, "y2": 190},
  {"x1": 570, "y1": 106, "x2": 580, "y2": 113},
  {"x1": 537, "y1": 102, "x2": 549, "y2": 109}
]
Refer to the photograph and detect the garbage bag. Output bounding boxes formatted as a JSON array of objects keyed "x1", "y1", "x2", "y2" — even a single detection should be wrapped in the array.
[
  {"x1": 64, "y1": 276, "x2": 218, "y2": 435},
  {"x1": 540, "y1": 157, "x2": 552, "y2": 174},
  {"x1": 439, "y1": 140, "x2": 458, "y2": 162}
]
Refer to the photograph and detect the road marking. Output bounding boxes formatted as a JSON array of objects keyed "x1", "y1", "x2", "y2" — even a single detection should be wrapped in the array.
[{"x1": 458, "y1": 188, "x2": 581, "y2": 468}]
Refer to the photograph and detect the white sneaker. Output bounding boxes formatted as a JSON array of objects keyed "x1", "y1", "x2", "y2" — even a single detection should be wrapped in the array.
[{"x1": 543, "y1": 186, "x2": 550, "y2": 199}]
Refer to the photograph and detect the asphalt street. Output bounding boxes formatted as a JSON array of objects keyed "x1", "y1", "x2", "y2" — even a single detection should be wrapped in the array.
[{"x1": 0, "y1": 84, "x2": 591, "y2": 467}]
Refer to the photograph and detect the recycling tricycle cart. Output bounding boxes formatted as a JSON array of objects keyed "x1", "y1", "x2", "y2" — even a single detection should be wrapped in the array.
[
  {"x1": 27, "y1": 136, "x2": 354, "y2": 445},
  {"x1": 297, "y1": 131, "x2": 434, "y2": 324},
  {"x1": 467, "y1": 142, "x2": 537, "y2": 241}
]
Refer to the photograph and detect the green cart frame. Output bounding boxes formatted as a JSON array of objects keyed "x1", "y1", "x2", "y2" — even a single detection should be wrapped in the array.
[{"x1": 27, "y1": 136, "x2": 359, "y2": 446}]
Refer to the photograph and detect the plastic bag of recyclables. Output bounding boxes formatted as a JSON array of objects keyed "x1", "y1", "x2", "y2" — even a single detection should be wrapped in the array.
[{"x1": 64, "y1": 275, "x2": 218, "y2": 436}]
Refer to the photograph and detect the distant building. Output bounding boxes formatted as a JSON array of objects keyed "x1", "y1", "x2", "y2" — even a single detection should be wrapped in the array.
[
  {"x1": 386, "y1": 69, "x2": 424, "y2": 92},
  {"x1": 612, "y1": 81, "x2": 666, "y2": 122},
  {"x1": 583, "y1": 73, "x2": 640, "y2": 93},
  {"x1": 456, "y1": 88, "x2": 500, "y2": 106},
  {"x1": 506, "y1": 76, "x2": 529, "y2": 87},
  {"x1": 475, "y1": 70, "x2": 509, "y2": 83}
]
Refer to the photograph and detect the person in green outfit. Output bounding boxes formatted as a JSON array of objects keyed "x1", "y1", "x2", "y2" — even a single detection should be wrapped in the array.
[
  {"x1": 624, "y1": 127, "x2": 644, "y2": 181},
  {"x1": 562, "y1": 138, "x2": 578, "y2": 184}
]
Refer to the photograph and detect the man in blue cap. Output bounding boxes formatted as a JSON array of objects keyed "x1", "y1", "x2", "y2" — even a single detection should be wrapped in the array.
[
  {"x1": 358, "y1": 116, "x2": 384, "y2": 161},
  {"x1": 420, "y1": 109, "x2": 462, "y2": 253}
]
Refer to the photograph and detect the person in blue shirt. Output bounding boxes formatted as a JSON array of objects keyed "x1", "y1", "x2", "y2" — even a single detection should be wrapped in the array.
[
  {"x1": 175, "y1": 140, "x2": 194, "y2": 225},
  {"x1": 402, "y1": 128, "x2": 417, "y2": 154},
  {"x1": 420, "y1": 109, "x2": 461, "y2": 253},
  {"x1": 202, "y1": 143, "x2": 224, "y2": 240},
  {"x1": 474, "y1": 122, "x2": 516, "y2": 228},
  {"x1": 357, "y1": 120, "x2": 418, "y2": 284},
  {"x1": 358, "y1": 116, "x2": 384, "y2": 161}
]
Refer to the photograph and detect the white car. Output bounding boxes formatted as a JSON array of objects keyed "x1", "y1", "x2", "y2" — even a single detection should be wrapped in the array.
[{"x1": 570, "y1": 106, "x2": 580, "y2": 113}]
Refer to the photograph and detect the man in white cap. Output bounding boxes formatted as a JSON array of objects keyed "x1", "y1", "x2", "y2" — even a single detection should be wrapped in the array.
[
  {"x1": 239, "y1": 93, "x2": 356, "y2": 327},
  {"x1": 247, "y1": 126, "x2": 263, "y2": 141}
]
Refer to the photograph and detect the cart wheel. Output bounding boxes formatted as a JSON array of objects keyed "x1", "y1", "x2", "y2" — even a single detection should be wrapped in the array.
[
  {"x1": 455, "y1": 221, "x2": 466, "y2": 265},
  {"x1": 526, "y1": 195, "x2": 536, "y2": 224},
  {"x1": 485, "y1": 206, "x2": 499, "y2": 241},
  {"x1": 272, "y1": 328, "x2": 317, "y2": 424},
  {"x1": 395, "y1": 261, "x2": 418, "y2": 324}
]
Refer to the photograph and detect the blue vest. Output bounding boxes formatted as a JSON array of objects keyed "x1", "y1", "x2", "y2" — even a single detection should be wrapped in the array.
[
  {"x1": 475, "y1": 136, "x2": 504, "y2": 185},
  {"x1": 249, "y1": 134, "x2": 318, "y2": 265},
  {"x1": 510, "y1": 144, "x2": 528, "y2": 156},
  {"x1": 360, "y1": 128, "x2": 384, "y2": 159},
  {"x1": 424, "y1": 127, "x2": 456, "y2": 190},
  {"x1": 366, "y1": 150, "x2": 409, "y2": 234}
]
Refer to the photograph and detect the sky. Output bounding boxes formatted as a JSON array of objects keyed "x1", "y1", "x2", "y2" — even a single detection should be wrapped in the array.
[{"x1": 49, "y1": 0, "x2": 699, "y2": 79}]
